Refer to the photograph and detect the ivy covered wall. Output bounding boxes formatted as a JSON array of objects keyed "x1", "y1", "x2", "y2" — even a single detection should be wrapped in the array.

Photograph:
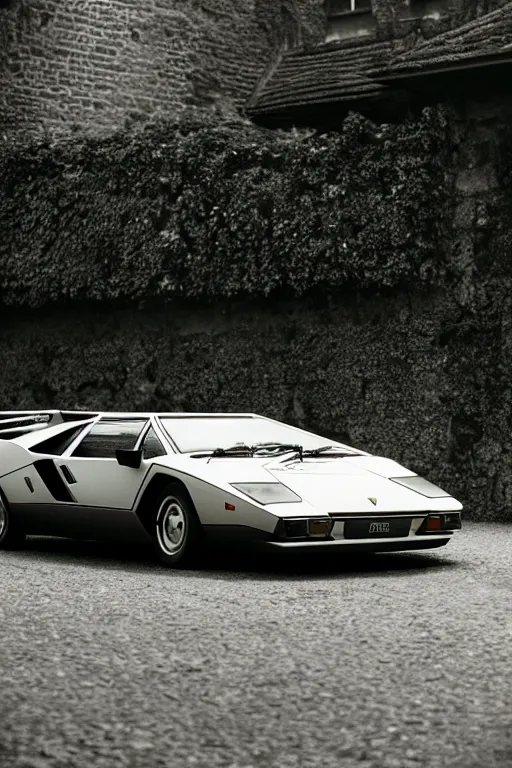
[
  {"x1": 0, "y1": 108, "x2": 454, "y2": 306},
  {"x1": 1, "y1": 97, "x2": 512, "y2": 522}
]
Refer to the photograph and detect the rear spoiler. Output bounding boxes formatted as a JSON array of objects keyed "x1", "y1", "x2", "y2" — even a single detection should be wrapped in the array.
[{"x1": 0, "y1": 410, "x2": 99, "y2": 440}]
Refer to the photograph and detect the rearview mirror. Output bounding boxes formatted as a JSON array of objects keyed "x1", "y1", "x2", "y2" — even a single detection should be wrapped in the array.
[{"x1": 116, "y1": 448, "x2": 142, "y2": 469}]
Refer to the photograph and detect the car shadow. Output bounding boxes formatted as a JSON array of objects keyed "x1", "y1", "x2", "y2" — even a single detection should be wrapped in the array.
[
  {"x1": 195, "y1": 544, "x2": 459, "y2": 581},
  {"x1": 16, "y1": 536, "x2": 158, "y2": 570},
  {"x1": 9, "y1": 536, "x2": 460, "y2": 580}
]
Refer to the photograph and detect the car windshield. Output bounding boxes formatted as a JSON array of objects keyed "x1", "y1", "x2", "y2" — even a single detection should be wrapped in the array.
[{"x1": 159, "y1": 417, "x2": 339, "y2": 454}]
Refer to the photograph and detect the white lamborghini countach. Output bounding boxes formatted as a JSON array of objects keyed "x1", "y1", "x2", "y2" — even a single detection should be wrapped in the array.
[{"x1": 0, "y1": 411, "x2": 462, "y2": 567}]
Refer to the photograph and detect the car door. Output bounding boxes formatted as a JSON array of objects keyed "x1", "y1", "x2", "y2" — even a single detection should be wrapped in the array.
[
  {"x1": 55, "y1": 418, "x2": 151, "y2": 508},
  {"x1": 52, "y1": 418, "x2": 154, "y2": 541}
]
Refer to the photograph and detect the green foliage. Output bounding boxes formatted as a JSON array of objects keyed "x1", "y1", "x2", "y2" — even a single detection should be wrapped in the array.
[{"x1": 0, "y1": 107, "x2": 456, "y2": 307}]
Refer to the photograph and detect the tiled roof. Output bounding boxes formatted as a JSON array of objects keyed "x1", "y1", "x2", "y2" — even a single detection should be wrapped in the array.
[
  {"x1": 248, "y1": 4, "x2": 512, "y2": 122},
  {"x1": 378, "y1": 2, "x2": 512, "y2": 76},
  {"x1": 247, "y1": 38, "x2": 393, "y2": 120}
]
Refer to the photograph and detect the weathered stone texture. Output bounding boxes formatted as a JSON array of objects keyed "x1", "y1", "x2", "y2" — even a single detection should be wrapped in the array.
[
  {"x1": 0, "y1": 99, "x2": 510, "y2": 522},
  {"x1": 0, "y1": 0, "x2": 509, "y2": 136},
  {"x1": 449, "y1": 99, "x2": 512, "y2": 307},
  {"x1": 0, "y1": 0, "x2": 324, "y2": 136},
  {"x1": 0, "y1": 289, "x2": 509, "y2": 521},
  {"x1": 1, "y1": 5, "x2": 512, "y2": 527}
]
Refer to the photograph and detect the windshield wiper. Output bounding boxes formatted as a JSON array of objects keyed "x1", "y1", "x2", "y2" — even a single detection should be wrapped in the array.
[
  {"x1": 304, "y1": 445, "x2": 335, "y2": 455},
  {"x1": 211, "y1": 444, "x2": 253, "y2": 457},
  {"x1": 189, "y1": 444, "x2": 253, "y2": 459},
  {"x1": 252, "y1": 442, "x2": 303, "y2": 458},
  {"x1": 282, "y1": 445, "x2": 361, "y2": 462},
  {"x1": 190, "y1": 442, "x2": 304, "y2": 460},
  {"x1": 305, "y1": 445, "x2": 360, "y2": 456}
]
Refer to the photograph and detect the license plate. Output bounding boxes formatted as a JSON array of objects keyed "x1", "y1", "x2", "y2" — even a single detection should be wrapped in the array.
[
  {"x1": 343, "y1": 518, "x2": 411, "y2": 539},
  {"x1": 369, "y1": 521, "x2": 390, "y2": 533}
]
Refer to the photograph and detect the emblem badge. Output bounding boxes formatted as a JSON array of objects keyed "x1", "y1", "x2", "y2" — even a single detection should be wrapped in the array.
[{"x1": 368, "y1": 497, "x2": 377, "y2": 506}]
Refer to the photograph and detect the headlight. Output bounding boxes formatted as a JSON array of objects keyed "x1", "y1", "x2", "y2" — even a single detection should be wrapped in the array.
[
  {"x1": 230, "y1": 482, "x2": 302, "y2": 504},
  {"x1": 391, "y1": 476, "x2": 450, "y2": 498}
]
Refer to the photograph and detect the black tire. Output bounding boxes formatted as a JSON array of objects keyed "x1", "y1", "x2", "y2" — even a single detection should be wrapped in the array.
[
  {"x1": 0, "y1": 489, "x2": 26, "y2": 551},
  {"x1": 152, "y1": 482, "x2": 204, "y2": 568}
]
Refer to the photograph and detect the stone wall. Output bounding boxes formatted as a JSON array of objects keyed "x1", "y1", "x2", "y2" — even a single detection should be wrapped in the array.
[
  {"x1": 327, "y1": 0, "x2": 512, "y2": 45},
  {"x1": 0, "y1": 0, "x2": 324, "y2": 137},
  {"x1": 1, "y1": 0, "x2": 510, "y2": 138},
  {"x1": 0, "y1": 284, "x2": 509, "y2": 522},
  {"x1": 437, "y1": 96, "x2": 512, "y2": 523},
  {"x1": 1, "y1": 3, "x2": 512, "y2": 526},
  {"x1": 0, "y1": 92, "x2": 512, "y2": 522}
]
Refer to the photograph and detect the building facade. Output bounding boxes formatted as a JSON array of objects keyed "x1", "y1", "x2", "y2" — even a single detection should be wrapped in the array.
[{"x1": 0, "y1": 0, "x2": 323, "y2": 137}]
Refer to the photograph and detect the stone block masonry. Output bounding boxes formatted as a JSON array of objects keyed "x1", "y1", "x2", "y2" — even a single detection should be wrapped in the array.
[{"x1": 0, "y1": 0, "x2": 324, "y2": 136}]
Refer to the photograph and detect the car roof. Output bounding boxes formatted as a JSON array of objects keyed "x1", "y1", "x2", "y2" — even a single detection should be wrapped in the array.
[
  {"x1": 101, "y1": 413, "x2": 260, "y2": 418},
  {"x1": 2, "y1": 412, "x2": 264, "y2": 445}
]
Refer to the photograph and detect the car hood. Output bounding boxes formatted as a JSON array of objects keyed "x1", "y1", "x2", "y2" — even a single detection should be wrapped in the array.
[
  {"x1": 268, "y1": 469, "x2": 424, "y2": 513},
  {"x1": 264, "y1": 455, "x2": 460, "y2": 514},
  {"x1": 173, "y1": 453, "x2": 461, "y2": 514}
]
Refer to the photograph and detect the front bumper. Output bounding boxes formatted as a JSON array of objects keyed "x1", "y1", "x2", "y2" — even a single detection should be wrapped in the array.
[
  {"x1": 258, "y1": 536, "x2": 451, "y2": 553},
  {"x1": 269, "y1": 512, "x2": 461, "y2": 552},
  {"x1": 205, "y1": 512, "x2": 460, "y2": 554}
]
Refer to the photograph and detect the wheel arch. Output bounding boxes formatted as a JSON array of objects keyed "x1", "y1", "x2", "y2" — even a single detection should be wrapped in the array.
[
  {"x1": 0, "y1": 482, "x2": 26, "y2": 547},
  {"x1": 0, "y1": 483, "x2": 13, "y2": 512},
  {"x1": 135, "y1": 472, "x2": 199, "y2": 535}
]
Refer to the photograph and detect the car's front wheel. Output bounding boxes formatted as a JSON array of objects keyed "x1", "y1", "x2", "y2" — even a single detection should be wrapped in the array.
[
  {"x1": 0, "y1": 490, "x2": 26, "y2": 551},
  {"x1": 153, "y1": 483, "x2": 204, "y2": 568}
]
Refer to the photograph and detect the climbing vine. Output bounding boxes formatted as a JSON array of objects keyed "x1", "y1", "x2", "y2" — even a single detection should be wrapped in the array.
[{"x1": 0, "y1": 107, "x2": 456, "y2": 307}]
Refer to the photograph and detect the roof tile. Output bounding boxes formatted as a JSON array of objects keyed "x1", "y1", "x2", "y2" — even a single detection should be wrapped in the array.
[
  {"x1": 248, "y1": 4, "x2": 512, "y2": 121},
  {"x1": 382, "y1": 1, "x2": 512, "y2": 73},
  {"x1": 247, "y1": 38, "x2": 393, "y2": 118}
]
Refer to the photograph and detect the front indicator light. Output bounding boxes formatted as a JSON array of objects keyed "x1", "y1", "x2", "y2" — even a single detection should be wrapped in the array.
[
  {"x1": 282, "y1": 518, "x2": 333, "y2": 539},
  {"x1": 309, "y1": 519, "x2": 334, "y2": 538},
  {"x1": 283, "y1": 519, "x2": 309, "y2": 538},
  {"x1": 444, "y1": 513, "x2": 462, "y2": 530},
  {"x1": 417, "y1": 514, "x2": 461, "y2": 534}
]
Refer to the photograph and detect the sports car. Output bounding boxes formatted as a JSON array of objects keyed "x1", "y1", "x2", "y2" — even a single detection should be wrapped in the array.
[{"x1": 0, "y1": 410, "x2": 462, "y2": 567}]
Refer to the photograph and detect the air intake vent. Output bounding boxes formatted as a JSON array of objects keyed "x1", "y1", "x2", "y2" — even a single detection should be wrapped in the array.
[
  {"x1": 0, "y1": 414, "x2": 52, "y2": 440},
  {"x1": 33, "y1": 460, "x2": 75, "y2": 502}
]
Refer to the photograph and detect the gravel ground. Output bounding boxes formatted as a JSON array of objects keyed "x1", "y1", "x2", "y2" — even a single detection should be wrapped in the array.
[{"x1": 0, "y1": 522, "x2": 511, "y2": 768}]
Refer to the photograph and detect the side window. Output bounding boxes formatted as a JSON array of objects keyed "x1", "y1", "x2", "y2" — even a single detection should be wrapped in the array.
[
  {"x1": 142, "y1": 427, "x2": 167, "y2": 459},
  {"x1": 71, "y1": 419, "x2": 148, "y2": 459},
  {"x1": 31, "y1": 424, "x2": 90, "y2": 456}
]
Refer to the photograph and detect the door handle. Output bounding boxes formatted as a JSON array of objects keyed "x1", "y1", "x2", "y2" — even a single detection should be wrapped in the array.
[{"x1": 60, "y1": 465, "x2": 77, "y2": 484}]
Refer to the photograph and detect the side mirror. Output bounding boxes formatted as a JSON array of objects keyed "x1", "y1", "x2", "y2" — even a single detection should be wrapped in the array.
[{"x1": 116, "y1": 448, "x2": 143, "y2": 469}]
